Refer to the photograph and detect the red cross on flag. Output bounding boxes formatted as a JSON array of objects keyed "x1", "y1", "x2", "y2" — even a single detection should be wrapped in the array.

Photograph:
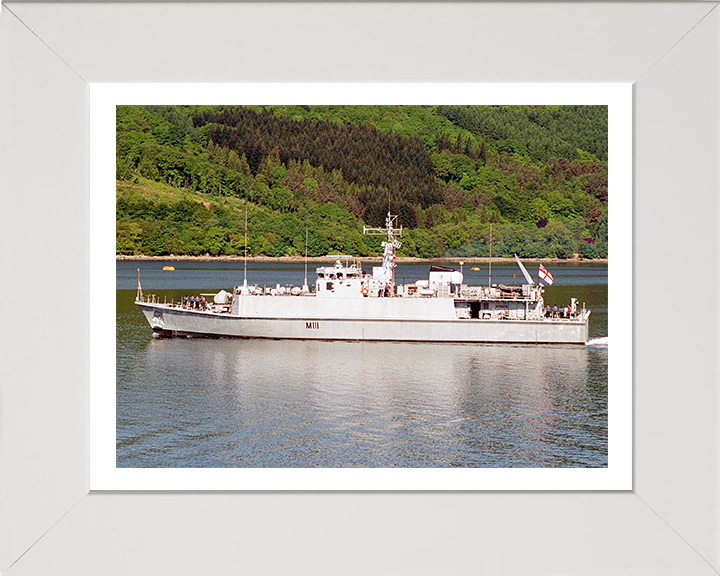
[{"x1": 539, "y1": 264, "x2": 554, "y2": 285}]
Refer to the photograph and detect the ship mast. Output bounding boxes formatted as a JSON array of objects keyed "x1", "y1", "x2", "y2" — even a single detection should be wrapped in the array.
[{"x1": 363, "y1": 212, "x2": 402, "y2": 293}]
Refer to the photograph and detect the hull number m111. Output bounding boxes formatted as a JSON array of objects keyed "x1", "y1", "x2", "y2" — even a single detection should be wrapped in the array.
[{"x1": 305, "y1": 321, "x2": 320, "y2": 330}]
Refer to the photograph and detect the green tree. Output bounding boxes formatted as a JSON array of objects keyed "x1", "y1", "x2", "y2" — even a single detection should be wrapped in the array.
[
  {"x1": 301, "y1": 177, "x2": 319, "y2": 192},
  {"x1": 116, "y1": 222, "x2": 143, "y2": 254},
  {"x1": 204, "y1": 227, "x2": 228, "y2": 255}
]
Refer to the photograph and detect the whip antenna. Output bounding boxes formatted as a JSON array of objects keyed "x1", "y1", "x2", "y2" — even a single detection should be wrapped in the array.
[
  {"x1": 243, "y1": 205, "x2": 248, "y2": 293},
  {"x1": 488, "y1": 223, "x2": 492, "y2": 288},
  {"x1": 303, "y1": 229, "x2": 309, "y2": 293}
]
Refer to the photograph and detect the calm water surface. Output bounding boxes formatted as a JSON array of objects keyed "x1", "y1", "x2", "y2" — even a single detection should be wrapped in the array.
[{"x1": 117, "y1": 260, "x2": 608, "y2": 468}]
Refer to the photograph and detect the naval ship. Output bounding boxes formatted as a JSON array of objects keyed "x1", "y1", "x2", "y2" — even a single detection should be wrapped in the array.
[{"x1": 136, "y1": 213, "x2": 590, "y2": 344}]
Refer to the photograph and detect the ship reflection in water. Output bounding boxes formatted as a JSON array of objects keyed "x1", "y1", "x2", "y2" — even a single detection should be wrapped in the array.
[{"x1": 117, "y1": 337, "x2": 607, "y2": 468}]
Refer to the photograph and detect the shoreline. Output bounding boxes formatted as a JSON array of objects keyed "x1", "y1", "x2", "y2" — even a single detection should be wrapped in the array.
[{"x1": 117, "y1": 254, "x2": 608, "y2": 265}]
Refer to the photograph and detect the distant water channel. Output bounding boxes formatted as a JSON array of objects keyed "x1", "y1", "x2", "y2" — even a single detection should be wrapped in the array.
[{"x1": 117, "y1": 260, "x2": 608, "y2": 468}]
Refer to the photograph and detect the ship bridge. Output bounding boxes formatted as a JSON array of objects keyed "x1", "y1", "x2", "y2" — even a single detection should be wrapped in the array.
[{"x1": 315, "y1": 258, "x2": 365, "y2": 298}]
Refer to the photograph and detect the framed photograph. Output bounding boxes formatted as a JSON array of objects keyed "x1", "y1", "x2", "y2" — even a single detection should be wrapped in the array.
[{"x1": 2, "y1": 2, "x2": 718, "y2": 574}]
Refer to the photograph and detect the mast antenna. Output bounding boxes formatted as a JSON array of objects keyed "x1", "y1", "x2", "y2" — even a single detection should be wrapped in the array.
[
  {"x1": 243, "y1": 205, "x2": 248, "y2": 292},
  {"x1": 303, "y1": 228, "x2": 309, "y2": 293},
  {"x1": 488, "y1": 223, "x2": 492, "y2": 288}
]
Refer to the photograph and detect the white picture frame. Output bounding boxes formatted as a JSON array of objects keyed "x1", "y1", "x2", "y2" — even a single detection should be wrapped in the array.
[{"x1": 1, "y1": 2, "x2": 718, "y2": 574}]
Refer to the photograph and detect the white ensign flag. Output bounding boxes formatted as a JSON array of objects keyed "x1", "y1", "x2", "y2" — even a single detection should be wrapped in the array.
[{"x1": 539, "y1": 264, "x2": 554, "y2": 285}]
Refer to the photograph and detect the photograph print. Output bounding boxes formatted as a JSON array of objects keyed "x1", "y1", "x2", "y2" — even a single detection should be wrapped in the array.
[{"x1": 115, "y1": 103, "x2": 610, "y2": 471}]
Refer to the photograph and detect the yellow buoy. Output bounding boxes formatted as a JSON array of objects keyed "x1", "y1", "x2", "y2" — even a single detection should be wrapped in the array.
[
  {"x1": 471, "y1": 266, "x2": 480, "y2": 271},
  {"x1": 162, "y1": 266, "x2": 175, "y2": 271}
]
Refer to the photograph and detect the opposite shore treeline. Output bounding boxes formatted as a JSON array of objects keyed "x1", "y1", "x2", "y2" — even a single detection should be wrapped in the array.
[{"x1": 117, "y1": 105, "x2": 608, "y2": 260}]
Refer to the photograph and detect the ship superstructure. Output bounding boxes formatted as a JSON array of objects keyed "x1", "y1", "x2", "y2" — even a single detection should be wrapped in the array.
[{"x1": 136, "y1": 213, "x2": 590, "y2": 344}]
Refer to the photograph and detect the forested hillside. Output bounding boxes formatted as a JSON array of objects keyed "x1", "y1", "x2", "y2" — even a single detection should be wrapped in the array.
[{"x1": 116, "y1": 104, "x2": 608, "y2": 259}]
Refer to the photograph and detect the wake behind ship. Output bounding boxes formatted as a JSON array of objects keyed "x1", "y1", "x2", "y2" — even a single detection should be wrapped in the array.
[{"x1": 136, "y1": 213, "x2": 590, "y2": 344}]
